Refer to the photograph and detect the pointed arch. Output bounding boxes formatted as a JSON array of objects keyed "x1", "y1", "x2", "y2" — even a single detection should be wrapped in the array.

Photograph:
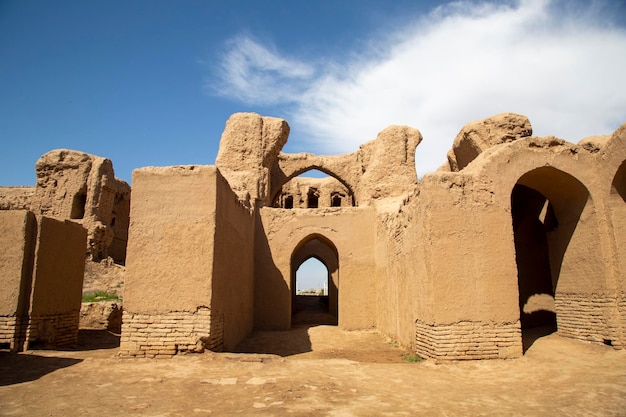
[{"x1": 290, "y1": 234, "x2": 339, "y2": 325}]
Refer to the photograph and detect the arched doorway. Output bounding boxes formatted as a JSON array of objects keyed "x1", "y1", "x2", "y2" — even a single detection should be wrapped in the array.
[
  {"x1": 290, "y1": 235, "x2": 338, "y2": 326},
  {"x1": 511, "y1": 167, "x2": 590, "y2": 351}
]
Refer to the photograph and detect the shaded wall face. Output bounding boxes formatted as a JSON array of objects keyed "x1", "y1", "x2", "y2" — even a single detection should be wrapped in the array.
[
  {"x1": 254, "y1": 207, "x2": 376, "y2": 331},
  {"x1": 107, "y1": 192, "x2": 130, "y2": 264},
  {"x1": 27, "y1": 217, "x2": 87, "y2": 348},
  {"x1": 211, "y1": 171, "x2": 255, "y2": 350}
]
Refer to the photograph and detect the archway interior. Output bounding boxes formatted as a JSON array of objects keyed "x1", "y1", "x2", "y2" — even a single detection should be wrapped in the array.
[
  {"x1": 511, "y1": 167, "x2": 589, "y2": 351},
  {"x1": 290, "y1": 236, "x2": 339, "y2": 326}
]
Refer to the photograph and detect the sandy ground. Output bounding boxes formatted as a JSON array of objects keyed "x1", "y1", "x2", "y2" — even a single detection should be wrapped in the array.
[{"x1": 1, "y1": 323, "x2": 625, "y2": 417}]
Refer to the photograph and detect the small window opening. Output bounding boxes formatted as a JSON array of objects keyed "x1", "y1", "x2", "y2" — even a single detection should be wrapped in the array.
[
  {"x1": 331, "y1": 194, "x2": 342, "y2": 207},
  {"x1": 307, "y1": 188, "x2": 319, "y2": 208},
  {"x1": 70, "y1": 192, "x2": 87, "y2": 219},
  {"x1": 284, "y1": 195, "x2": 294, "y2": 209}
]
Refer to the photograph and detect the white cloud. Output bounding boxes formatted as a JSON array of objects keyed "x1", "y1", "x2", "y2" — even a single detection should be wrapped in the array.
[
  {"x1": 213, "y1": 0, "x2": 626, "y2": 176},
  {"x1": 211, "y1": 35, "x2": 316, "y2": 105}
]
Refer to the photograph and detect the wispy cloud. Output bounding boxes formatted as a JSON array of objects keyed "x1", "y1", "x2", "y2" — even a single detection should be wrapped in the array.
[
  {"x1": 210, "y1": 35, "x2": 315, "y2": 105},
  {"x1": 211, "y1": 0, "x2": 626, "y2": 175}
]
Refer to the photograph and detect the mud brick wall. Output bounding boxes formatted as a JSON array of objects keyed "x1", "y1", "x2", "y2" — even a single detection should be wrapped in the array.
[
  {"x1": 415, "y1": 320, "x2": 522, "y2": 360},
  {"x1": 556, "y1": 293, "x2": 621, "y2": 345},
  {"x1": 119, "y1": 308, "x2": 224, "y2": 358}
]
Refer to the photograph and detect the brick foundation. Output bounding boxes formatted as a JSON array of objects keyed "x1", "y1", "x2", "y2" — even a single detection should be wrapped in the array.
[
  {"x1": 26, "y1": 311, "x2": 80, "y2": 348},
  {"x1": 0, "y1": 316, "x2": 18, "y2": 344},
  {"x1": 119, "y1": 307, "x2": 223, "y2": 358},
  {"x1": 556, "y1": 292, "x2": 621, "y2": 346},
  {"x1": 0, "y1": 316, "x2": 28, "y2": 351},
  {"x1": 415, "y1": 320, "x2": 523, "y2": 360}
]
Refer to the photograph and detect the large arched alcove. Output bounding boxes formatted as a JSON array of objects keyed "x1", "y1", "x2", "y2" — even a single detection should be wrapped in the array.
[
  {"x1": 511, "y1": 167, "x2": 590, "y2": 350},
  {"x1": 290, "y1": 234, "x2": 339, "y2": 326}
]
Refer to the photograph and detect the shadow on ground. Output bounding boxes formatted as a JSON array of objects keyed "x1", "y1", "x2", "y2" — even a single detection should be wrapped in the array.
[
  {"x1": 522, "y1": 325, "x2": 557, "y2": 353},
  {"x1": 76, "y1": 329, "x2": 121, "y2": 350},
  {"x1": 233, "y1": 324, "x2": 315, "y2": 356},
  {"x1": 0, "y1": 353, "x2": 83, "y2": 386},
  {"x1": 234, "y1": 295, "x2": 338, "y2": 357}
]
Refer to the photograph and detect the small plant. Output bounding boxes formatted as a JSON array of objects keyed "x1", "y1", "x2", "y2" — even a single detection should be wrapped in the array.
[
  {"x1": 387, "y1": 340, "x2": 399, "y2": 348},
  {"x1": 402, "y1": 354, "x2": 423, "y2": 363},
  {"x1": 82, "y1": 290, "x2": 120, "y2": 303}
]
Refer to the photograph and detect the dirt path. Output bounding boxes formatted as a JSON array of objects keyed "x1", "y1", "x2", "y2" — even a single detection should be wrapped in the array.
[{"x1": 1, "y1": 327, "x2": 625, "y2": 416}]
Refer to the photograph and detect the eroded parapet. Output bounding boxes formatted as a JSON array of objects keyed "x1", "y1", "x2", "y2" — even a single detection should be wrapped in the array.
[
  {"x1": 215, "y1": 113, "x2": 290, "y2": 207},
  {"x1": 30, "y1": 149, "x2": 130, "y2": 263},
  {"x1": 271, "y1": 125, "x2": 422, "y2": 209},
  {"x1": 445, "y1": 112, "x2": 532, "y2": 171},
  {"x1": 0, "y1": 186, "x2": 35, "y2": 210}
]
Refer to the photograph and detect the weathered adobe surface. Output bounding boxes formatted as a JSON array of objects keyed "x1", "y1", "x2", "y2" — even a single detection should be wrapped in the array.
[
  {"x1": 32, "y1": 150, "x2": 130, "y2": 262},
  {"x1": 0, "y1": 149, "x2": 131, "y2": 263},
  {"x1": 0, "y1": 186, "x2": 35, "y2": 210}
]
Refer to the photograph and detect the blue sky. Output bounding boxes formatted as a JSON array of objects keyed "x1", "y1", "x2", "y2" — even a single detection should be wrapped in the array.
[{"x1": 2, "y1": 0, "x2": 626, "y2": 188}]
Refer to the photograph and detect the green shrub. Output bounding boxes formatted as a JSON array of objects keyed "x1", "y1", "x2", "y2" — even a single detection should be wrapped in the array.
[
  {"x1": 402, "y1": 354, "x2": 423, "y2": 363},
  {"x1": 82, "y1": 291, "x2": 120, "y2": 303}
]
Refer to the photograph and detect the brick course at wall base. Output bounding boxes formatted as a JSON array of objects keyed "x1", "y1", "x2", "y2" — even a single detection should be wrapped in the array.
[
  {"x1": 0, "y1": 316, "x2": 28, "y2": 351},
  {"x1": 25, "y1": 311, "x2": 81, "y2": 349},
  {"x1": 415, "y1": 320, "x2": 523, "y2": 360},
  {"x1": 119, "y1": 308, "x2": 224, "y2": 358},
  {"x1": 556, "y1": 293, "x2": 623, "y2": 347}
]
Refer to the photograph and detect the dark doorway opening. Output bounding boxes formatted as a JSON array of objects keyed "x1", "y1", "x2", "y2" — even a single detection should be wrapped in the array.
[{"x1": 511, "y1": 167, "x2": 589, "y2": 352}]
